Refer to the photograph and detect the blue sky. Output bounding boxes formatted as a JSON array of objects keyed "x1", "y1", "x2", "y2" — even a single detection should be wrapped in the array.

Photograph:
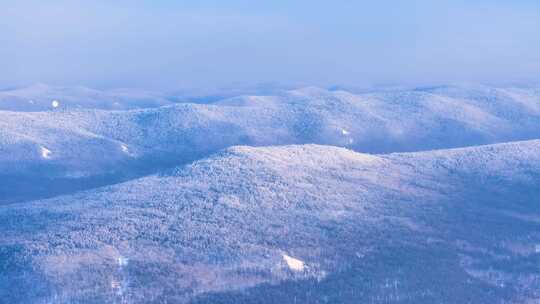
[{"x1": 2, "y1": 0, "x2": 539, "y2": 90}]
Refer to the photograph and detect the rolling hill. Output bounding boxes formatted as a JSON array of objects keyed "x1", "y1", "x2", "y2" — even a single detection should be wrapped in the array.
[
  {"x1": 1, "y1": 85, "x2": 540, "y2": 203},
  {"x1": 1, "y1": 141, "x2": 539, "y2": 303}
]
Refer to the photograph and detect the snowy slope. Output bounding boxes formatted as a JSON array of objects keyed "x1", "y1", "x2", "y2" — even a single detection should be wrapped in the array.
[
  {"x1": 1, "y1": 141, "x2": 539, "y2": 303},
  {"x1": 1, "y1": 85, "x2": 540, "y2": 203}
]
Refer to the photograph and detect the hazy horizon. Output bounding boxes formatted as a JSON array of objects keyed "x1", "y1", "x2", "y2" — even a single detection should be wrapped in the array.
[{"x1": 3, "y1": 1, "x2": 540, "y2": 91}]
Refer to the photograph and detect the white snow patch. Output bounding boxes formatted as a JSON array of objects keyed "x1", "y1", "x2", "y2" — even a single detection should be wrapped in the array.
[
  {"x1": 40, "y1": 146, "x2": 52, "y2": 159},
  {"x1": 110, "y1": 278, "x2": 124, "y2": 296},
  {"x1": 51, "y1": 100, "x2": 60, "y2": 108},
  {"x1": 117, "y1": 256, "x2": 129, "y2": 267},
  {"x1": 218, "y1": 194, "x2": 243, "y2": 209},
  {"x1": 282, "y1": 254, "x2": 305, "y2": 272},
  {"x1": 340, "y1": 129, "x2": 354, "y2": 145},
  {"x1": 120, "y1": 144, "x2": 129, "y2": 153}
]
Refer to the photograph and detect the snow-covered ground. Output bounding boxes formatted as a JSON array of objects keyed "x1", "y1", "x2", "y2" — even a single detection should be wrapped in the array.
[{"x1": 1, "y1": 141, "x2": 539, "y2": 303}]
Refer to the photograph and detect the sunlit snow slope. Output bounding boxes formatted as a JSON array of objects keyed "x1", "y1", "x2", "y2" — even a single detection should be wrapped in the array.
[
  {"x1": 1, "y1": 141, "x2": 539, "y2": 303},
  {"x1": 1, "y1": 85, "x2": 540, "y2": 203}
]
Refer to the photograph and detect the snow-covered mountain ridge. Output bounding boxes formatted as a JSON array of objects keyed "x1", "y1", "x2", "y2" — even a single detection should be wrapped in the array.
[
  {"x1": 1, "y1": 141, "x2": 539, "y2": 303},
  {"x1": 2, "y1": 85, "x2": 540, "y2": 203}
]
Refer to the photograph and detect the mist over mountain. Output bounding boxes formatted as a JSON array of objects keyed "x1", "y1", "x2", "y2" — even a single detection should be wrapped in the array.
[{"x1": 0, "y1": 84, "x2": 174, "y2": 111}]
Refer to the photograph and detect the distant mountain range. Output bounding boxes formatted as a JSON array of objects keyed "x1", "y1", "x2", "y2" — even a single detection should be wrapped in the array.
[
  {"x1": 1, "y1": 84, "x2": 540, "y2": 203},
  {"x1": 0, "y1": 83, "x2": 173, "y2": 111}
]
